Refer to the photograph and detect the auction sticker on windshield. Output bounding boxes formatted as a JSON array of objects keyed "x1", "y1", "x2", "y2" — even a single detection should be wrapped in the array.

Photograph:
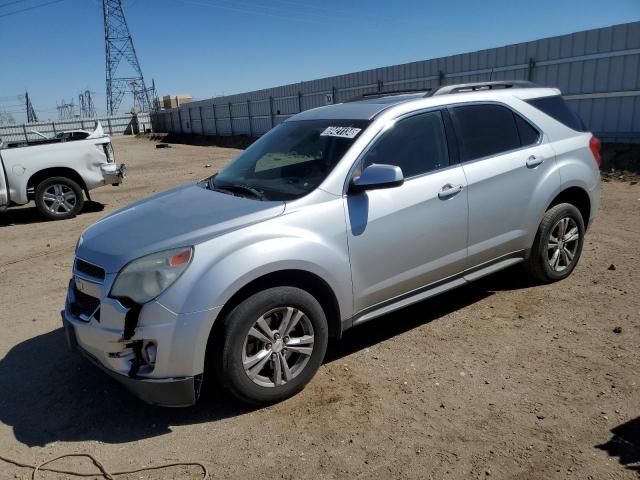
[{"x1": 320, "y1": 126, "x2": 362, "y2": 139}]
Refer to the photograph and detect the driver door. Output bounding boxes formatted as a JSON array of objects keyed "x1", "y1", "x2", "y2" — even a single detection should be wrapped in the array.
[{"x1": 344, "y1": 110, "x2": 469, "y2": 314}]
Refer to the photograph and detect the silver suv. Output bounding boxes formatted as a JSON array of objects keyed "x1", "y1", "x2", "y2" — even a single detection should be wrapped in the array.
[{"x1": 62, "y1": 81, "x2": 601, "y2": 407}]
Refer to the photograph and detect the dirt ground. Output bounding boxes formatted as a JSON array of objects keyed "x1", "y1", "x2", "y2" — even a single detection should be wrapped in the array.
[{"x1": 0, "y1": 136, "x2": 638, "y2": 479}]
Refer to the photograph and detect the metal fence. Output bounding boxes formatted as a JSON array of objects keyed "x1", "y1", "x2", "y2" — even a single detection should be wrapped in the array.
[
  {"x1": 153, "y1": 21, "x2": 640, "y2": 143},
  {"x1": 0, "y1": 113, "x2": 152, "y2": 144}
]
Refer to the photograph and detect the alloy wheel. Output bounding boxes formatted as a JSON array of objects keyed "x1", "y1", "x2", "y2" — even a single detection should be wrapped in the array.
[
  {"x1": 242, "y1": 306, "x2": 315, "y2": 388},
  {"x1": 547, "y1": 216, "x2": 580, "y2": 272},
  {"x1": 42, "y1": 183, "x2": 77, "y2": 215}
]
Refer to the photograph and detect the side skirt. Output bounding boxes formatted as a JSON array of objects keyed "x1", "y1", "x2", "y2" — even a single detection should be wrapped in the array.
[{"x1": 346, "y1": 250, "x2": 527, "y2": 330}]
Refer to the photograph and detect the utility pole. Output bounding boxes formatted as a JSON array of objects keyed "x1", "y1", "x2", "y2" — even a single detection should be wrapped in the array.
[
  {"x1": 151, "y1": 78, "x2": 159, "y2": 111},
  {"x1": 103, "y1": 0, "x2": 151, "y2": 115},
  {"x1": 25, "y1": 90, "x2": 38, "y2": 123}
]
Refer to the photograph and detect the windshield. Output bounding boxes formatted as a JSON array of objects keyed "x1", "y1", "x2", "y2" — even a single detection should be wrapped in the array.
[{"x1": 210, "y1": 119, "x2": 369, "y2": 201}]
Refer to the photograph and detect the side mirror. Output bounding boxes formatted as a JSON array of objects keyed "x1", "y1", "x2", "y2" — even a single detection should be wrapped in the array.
[{"x1": 350, "y1": 164, "x2": 404, "y2": 193}]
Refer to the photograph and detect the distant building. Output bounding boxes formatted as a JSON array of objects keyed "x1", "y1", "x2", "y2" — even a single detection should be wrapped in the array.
[{"x1": 162, "y1": 95, "x2": 192, "y2": 109}]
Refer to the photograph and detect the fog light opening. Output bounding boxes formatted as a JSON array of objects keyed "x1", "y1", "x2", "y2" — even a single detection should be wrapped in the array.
[{"x1": 143, "y1": 342, "x2": 157, "y2": 366}]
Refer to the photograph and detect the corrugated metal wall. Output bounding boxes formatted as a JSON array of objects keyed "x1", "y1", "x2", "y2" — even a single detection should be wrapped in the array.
[
  {"x1": 153, "y1": 21, "x2": 640, "y2": 143},
  {"x1": 0, "y1": 113, "x2": 152, "y2": 144}
]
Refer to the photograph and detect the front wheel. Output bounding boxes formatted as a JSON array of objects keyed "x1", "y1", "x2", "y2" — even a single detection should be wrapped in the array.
[
  {"x1": 216, "y1": 286, "x2": 328, "y2": 405},
  {"x1": 525, "y1": 203, "x2": 585, "y2": 283},
  {"x1": 35, "y1": 176, "x2": 84, "y2": 220}
]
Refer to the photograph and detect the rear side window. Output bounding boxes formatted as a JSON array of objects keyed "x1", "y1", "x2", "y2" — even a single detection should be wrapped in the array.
[
  {"x1": 451, "y1": 104, "x2": 521, "y2": 161},
  {"x1": 526, "y1": 95, "x2": 586, "y2": 132}
]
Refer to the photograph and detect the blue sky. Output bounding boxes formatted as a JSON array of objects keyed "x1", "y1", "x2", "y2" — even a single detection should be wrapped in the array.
[{"x1": 1, "y1": 0, "x2": 638, "y2": 121}]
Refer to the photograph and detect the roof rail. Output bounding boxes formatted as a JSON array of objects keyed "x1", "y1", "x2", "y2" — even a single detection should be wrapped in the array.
[
  {"x1": 431, "y1": 80, "x2": 538, "y2": 96},
  {"x1": 345, "y1": 89, "x2": 432, "y2": 103}
]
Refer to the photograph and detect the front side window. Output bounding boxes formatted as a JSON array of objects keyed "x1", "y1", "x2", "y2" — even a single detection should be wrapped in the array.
[
  {"x1": 211, "y1": 119, "x2": 369, "y2": 201},
  {"x1": 451, "y1": 104, "x2": 521, "y2": 161},
  {"x1": 359, "y1": 111, "x2": 449, "y2": 178}
]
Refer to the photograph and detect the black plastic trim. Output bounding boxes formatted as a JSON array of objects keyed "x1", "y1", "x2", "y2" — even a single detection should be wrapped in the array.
[
  {"x1": 122, "y1": 301, "x2": 141, "y2": 341},
  {"x1": 75, "y1": 258, "x2": 106, "y2": 281},
  {"x1": 441, "y1": 109, "x2": 460, "y2": 165},
  {"x1": 84, "y1": 349, "x2": 199, "y2": 407}
]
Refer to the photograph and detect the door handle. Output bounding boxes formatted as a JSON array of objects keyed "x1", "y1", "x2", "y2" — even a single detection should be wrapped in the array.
[
  {"x1": 438, "y1": 183, "x2": 464, "y2": 199},
  {"x1": 526, "y1": 155, "x2": 544, "y2": 168}
]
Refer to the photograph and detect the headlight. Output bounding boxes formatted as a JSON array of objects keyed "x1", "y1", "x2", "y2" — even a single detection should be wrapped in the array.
[
  {"x1": 110, "y1": 247, "x2": 193, "y2": 304},
  {"x1": 75, "y1": 235, "x2": 83, "y2": 253}
]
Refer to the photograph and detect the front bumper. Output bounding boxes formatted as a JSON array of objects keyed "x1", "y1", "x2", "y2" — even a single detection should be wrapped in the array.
[
  {"x1": 62, "y1": 309, "x2": 200, "y2": 407},
  {"x1": 101, "y1": 162, "x2": 127, "y2": 186},
  {"x1": 61, "y1": 271, "x2": 221, "y2": 407}
]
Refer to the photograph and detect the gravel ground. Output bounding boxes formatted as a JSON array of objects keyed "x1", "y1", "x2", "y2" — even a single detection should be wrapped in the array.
[{"x1": 0, "y1": 136, "x2": 638, "y2": 479}]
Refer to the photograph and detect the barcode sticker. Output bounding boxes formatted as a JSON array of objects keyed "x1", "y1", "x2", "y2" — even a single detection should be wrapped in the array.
[{"x1": 320, "y1": 126, "x2": 362, "y2": 139}]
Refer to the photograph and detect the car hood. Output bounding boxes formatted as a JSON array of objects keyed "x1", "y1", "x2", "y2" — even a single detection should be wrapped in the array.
[{"x1": 77, "y1": 183, "x2": 285, "y2": 273}]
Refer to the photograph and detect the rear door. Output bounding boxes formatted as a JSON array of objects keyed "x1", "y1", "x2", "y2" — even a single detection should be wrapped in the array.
[
  {"x1": 450, "y1": 102, "x2": 559, "y2": 267},
  {"x1": 345, "y1": 109, "x2": 468, "y2": 314},
  {"x1": 0, "y1": 154, "x2": 8, "y2": 210}
]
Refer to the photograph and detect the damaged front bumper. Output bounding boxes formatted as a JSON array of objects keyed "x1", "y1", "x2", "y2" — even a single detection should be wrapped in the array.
[
  {"x1": 61, "y1": 277, "x2": 211, "y2": 407},
  {"x1": 63, "y1": 314, "x2": 200, "y2": 406},
  {"x1": 62, "y1": 310, "x2": 200, "y2": 407},
  {"x1": 101, "y1": 162, "x2": 127, "y2": 186}
]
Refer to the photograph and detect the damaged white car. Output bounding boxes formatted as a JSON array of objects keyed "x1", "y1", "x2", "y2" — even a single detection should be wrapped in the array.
[{"x1": 0, "y1": 122, "x2": 126, "y2": 220}]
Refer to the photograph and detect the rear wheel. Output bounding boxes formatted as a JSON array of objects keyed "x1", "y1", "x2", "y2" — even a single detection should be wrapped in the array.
[
  {"x1": 216, "y1": 286, "x2": 328, "y2": 405},
  {"x1": 35, "y1": 176, "x2": 84, "y2": 220},
  {"x1": 525, "y1": 203, "x2": 584, "y2": 283}
]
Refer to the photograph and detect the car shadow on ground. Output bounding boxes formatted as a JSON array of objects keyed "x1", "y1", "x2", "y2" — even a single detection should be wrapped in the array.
[
  {"x1": 596, "y1": 417, "x2": 640, "y2": 472},
  {"x1": 0, "y1": 201, "x2": 104, "y2": 227},
  {"x1": 0, "y1": 267, "x2": 530, "y2": 447}
]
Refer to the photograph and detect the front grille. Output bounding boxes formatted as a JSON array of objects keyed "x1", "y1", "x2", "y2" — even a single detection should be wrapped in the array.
[
  {"x1": 70, "y1": 284, "x2": 100, "y2": 320},
  {"x1": 75, "y1": 258, "x2": 105, "y2": 281}
]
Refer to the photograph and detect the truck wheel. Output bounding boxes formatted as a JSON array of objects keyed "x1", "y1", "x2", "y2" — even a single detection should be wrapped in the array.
[
  {"x1": 216, "y1": 286, "x2": 328, "y2": 405},
  {"x1": 35, "y1": 177, "x2": 84, "y2": 220},
  {"x1": 525, "y1": 203, "x2": 585, "y2": 283}
]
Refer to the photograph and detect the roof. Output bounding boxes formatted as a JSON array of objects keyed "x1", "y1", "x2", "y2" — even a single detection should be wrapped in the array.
[
  {"x1": 288, "y1": 81, "x2": 560, "y2": 122},
  {"x1": 290, "y1": 102, "x2": 394, "y2": 121},
  {"x1": 290, "y1": 92, "x2": 432, "y2": 121},
  {"x1": 354, "y1": 93, "x2": 428, "y2": 104}
]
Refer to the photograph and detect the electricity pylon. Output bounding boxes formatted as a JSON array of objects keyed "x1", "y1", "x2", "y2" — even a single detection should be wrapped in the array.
[
  {"x1": 57, "y1": 99, "x2": 76, "y2": 120},
  {"x1": 25, "y1": 91, "x2": 38, "y2": 123},
  {"x1": 79, "y1": 90, "x2": 97, "y2": 118},
  {"x1": 103, "y1": 0, "x2": 152, "y2": 115}
]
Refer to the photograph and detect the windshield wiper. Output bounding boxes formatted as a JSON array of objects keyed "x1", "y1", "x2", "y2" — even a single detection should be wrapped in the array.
[{"x1": 209, "y1": 180, "x2": 267, "y2": 201}]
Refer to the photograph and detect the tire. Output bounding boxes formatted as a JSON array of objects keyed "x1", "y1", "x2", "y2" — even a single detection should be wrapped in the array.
[
  {"x1": 525, "y1": 203, "x2": 585, "y2": 283},
  {"x1": 216, "y1": 286, "x2": 328, "y2": 405},
  {"x1": 35, "y1": 176, "x2": 84, "y2": 220}
]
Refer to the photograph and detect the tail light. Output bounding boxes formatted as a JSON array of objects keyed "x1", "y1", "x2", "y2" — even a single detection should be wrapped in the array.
[
  {"x1": 589, "y1": 135, "x2": 601, "y2": 168},
  {"x1": 102, "y1": 143, "x2": 115, "y2": 163}
]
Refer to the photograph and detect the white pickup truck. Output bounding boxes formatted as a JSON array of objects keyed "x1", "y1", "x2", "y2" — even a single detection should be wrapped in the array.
[{"x1": 0, "y1": 122, "x2": 126, "y2": 220}]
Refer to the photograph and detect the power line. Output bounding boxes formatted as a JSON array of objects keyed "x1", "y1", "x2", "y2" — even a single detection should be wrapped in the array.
[
  {"x1": 175, "y1": 0, "x2": 355, "y2": 27},
  {"x1": 208, "y1": 0, "x2": 375, "y2": 24},
  {"x1": 0, "y1": 0, "x2": 29, "y2": 9},
  {"x1": 0, "y1": 0, "x2": 68, "y2": 19},
  {"x1": 237, "y1": 0, "x2": 386, "y2": 21}
]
